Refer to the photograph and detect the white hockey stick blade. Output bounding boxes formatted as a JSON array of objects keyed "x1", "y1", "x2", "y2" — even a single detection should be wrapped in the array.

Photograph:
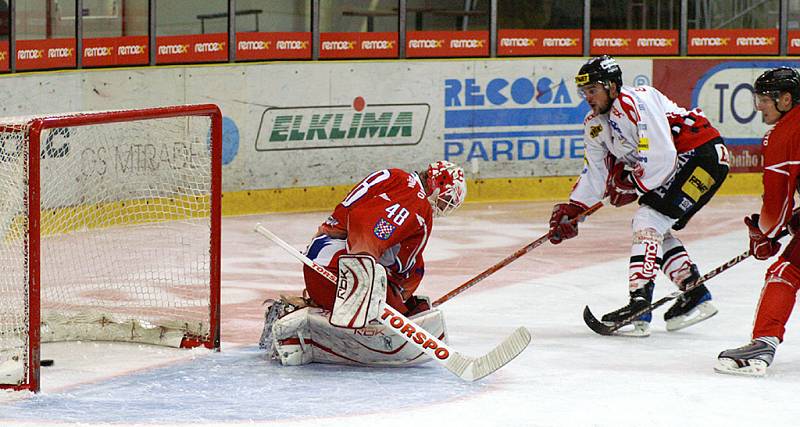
[{"x1": 445, "y1": 326, "x2": 532, "y2": 381}]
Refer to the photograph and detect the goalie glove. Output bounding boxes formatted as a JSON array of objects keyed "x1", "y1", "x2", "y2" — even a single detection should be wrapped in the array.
[
  {"x1": 606, "y1": 162, "x2": 638, "y2": 207},
  {"x1": 745, "y1": 214, "x2": 782, "y2": 261},
  {"x1": 549, "y1": 202, "x2": 584, "y2": 244}
]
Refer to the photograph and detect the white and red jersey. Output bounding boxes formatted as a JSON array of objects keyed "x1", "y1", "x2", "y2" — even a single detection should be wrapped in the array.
[
  {"x1": 758, "y1": 105, "x2": 800, "y2": 238},
  {"x1": 317, "y1": 168, "x2": 433, "y2": 299},
  {"x1": 570, "y1": 85, "x2": 720, "y2": 207}
]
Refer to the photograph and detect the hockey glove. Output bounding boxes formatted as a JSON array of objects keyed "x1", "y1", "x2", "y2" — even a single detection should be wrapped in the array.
[
  {"x1": 549, "y1": 202, "x2": 584, "y2": 244},
  {"x1": 745, "y1": 214, "x2": 781, "y2": 260},
  {"x1": 606, "y1": 162, "x2": 638, "y2": 207}
]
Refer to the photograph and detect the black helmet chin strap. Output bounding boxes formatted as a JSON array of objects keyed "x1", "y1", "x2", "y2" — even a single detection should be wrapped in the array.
[{"x1": 598, "y1": 81, "x2": 618, "y2": 114}]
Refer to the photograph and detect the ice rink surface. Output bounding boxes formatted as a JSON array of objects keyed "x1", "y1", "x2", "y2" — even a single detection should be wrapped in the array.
[{"x1": 1, "y1": 195, "x2": 799, "y2": 426}]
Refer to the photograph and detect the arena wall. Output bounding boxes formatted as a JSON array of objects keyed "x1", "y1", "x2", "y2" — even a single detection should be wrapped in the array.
[{"x1": 0, "y1": 57, "x2": 789, "y2": 214}]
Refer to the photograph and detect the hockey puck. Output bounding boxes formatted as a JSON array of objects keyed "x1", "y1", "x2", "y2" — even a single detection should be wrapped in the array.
[{"x1": 41, "y1": 359, "x2": 54, "y2": 367}]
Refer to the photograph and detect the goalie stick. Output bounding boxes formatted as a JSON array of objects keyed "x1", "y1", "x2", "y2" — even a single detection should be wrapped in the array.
[
  {"x1": 254, "y1": 223, "x2": 531, "y2": 381},
  {"x1": 583, "y1": 229, "x2": 791, "y2": 336},
  {"x1": 433, "y1": 199, "x2": 607, "y2": 307}
]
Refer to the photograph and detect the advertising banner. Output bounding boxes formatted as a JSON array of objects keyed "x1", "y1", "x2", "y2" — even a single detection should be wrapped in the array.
[
  {"x1": 407, "y1": 30, "x2": 489, "y2": 57},
  {"x1": 0, "y1": 58, "x2": 642, "y2": 191},
  {"x1": 654, "y1": 59, "x2": 800, "y2": 173},
  {"x1": 16, "y1": 38, "x2": 77, "y2": 70},
  {"x1": 83, "y1": 36, "x2": 149, "y2": 68},
  {"x1": 590, "y1": 30, "x2": 678, "y2": 56},
  {"x1": 236, "y1": 32, "x2": 311, "y2": 60},
  {"x1": 156, "y1": 33, "x2": 228, "y2": 64},
  {"x1": 440, "y1": 60, "x2": 650, "y2": 175},
  {"x1": 0, "y1": 41, "x2": 8, "y2": 72},
  {"x1": 319, "y1": 32, "x2": 398, "y2": 59},
  {"x1": 497, "y1": 29, "x2": 582, "y2": 56},
  {"x1": 789, "y1": 30, "x2": 800, "y2": 55},
  {"x1": 687, "y1": 29, "x2": 778, "y2": 55}
]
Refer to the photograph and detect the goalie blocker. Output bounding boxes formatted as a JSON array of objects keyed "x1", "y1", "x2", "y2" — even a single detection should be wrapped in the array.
[{"x1": 330, "y1": 255, "x2": 387, "y2": 329}]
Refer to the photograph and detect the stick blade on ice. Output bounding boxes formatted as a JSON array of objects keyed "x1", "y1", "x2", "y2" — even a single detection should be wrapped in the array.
[
  {"x1": 446, "y1": 327, "x2": 532, "y2": 381},
  {"x1": 582, "y1": 306, "x2": 616, "y2": 336}
]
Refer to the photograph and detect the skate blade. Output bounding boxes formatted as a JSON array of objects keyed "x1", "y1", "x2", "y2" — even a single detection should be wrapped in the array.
[
  {"x1": 714, "y1": 358, "x2": 768, "y2": 377},
  {"x1": 665, "y1": 301, "x2": 719, "y2": 332},
  {"x1": 603, "y1": 320, "x2": 650, "y2": 337}
]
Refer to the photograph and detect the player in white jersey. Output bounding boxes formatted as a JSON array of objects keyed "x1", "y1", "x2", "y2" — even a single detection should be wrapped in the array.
[{"x1": 549, "y1": 56, "x2": 730, "y2": 336}]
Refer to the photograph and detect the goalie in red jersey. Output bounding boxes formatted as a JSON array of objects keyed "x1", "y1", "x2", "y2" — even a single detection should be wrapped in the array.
[{"x1": 259, "y1": 161, "x2": 467, "y2": 367}]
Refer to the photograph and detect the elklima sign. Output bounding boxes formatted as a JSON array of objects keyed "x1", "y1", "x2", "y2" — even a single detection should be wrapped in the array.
[
  {"x1": 443, "y1": 75, "x2": 590, "y2": 164},
  {"x1": 255, "y1": 101, "x2": 430, "y2": 151}
]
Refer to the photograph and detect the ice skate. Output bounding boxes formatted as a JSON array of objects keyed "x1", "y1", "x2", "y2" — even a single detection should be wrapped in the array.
[
  {"x1": 601, "y1": 282, "x2": 654, "y2": 337},
  {"x1": 664, "y1": 284, "x2": 718, "y2": 332},
  {"x1": 715, "y1": 337, "x2": 777, "y2": 377}
]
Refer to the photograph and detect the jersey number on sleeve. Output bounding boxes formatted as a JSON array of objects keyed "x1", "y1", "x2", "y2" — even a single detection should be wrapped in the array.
[{"x1": 341, "y1": 169, "x2": 391, "y2": 207}]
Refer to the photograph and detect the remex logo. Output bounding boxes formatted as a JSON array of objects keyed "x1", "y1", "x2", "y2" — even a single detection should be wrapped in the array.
[
  {"x1": 322, "y1": 41, "x2": 355, "y2": 50},
  {"x1": 500, "y1": 38, "x2": 538, "y2": 47},
  {"x1": 195, "y1": 42, "x2": 225, "y2": 53},
  {"x1": 48, "y1": 48, "x2": 74, "y2": 58},
  {"x1": 362, "y1": 40, "x2": 395, "y2": 50},
  {"x1": 84, "y1": 46, "x2": 112, "y2": 57},
  {"x1": 450, "y1": 39, "x2": 485, "y2": 48},
  {"x1": 691, "y1": 37, "x2": 730, "y2": 47},
  {"x1": 543, "y1": 38, "x2": 578, "y2": 47},
  {"x1": 255, "y1": 97, "x2": 429, "y2": 151},
  {"x1": 408, "y1": 39, "x2": 444, "y2": 49},
  {"x1": 277, "y1": 40, "x2": 308, "y2": 50},
  {"x1": 443, "y1": 75, "x2": 589, "y2": 163},
  {"x1": 238, "y1": 40, "x2": 271, "y2": 50},
  {"x1": 158, "y1": 44, "x2": 189, "y2": 55},
  {"x1": 118, "y1": 45, "x2": 146, "y2": 55},
  {"x1": 18, "y1": 49, "x2": 43, "y2": 60},
  {"x1": 637, "y1": 38, "x2": 674, "y2": 47},
  {"x1": 736, "y1": 37, "x2": 774, "y2": 46},
  {"x1": 593, "y1": 38, "x2": 631, "y2": 47},
  {"x1": 792, "y1": 39, "x2": 800, "y2": 48}
]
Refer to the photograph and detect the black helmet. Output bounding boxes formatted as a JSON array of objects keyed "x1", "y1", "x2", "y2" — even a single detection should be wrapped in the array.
[
  {"x1": 575, "y1": 55, "x2": 622, "y2": 89},
  {"x1": 754, "y1": 67, "x2": 800, "y2": 105}
]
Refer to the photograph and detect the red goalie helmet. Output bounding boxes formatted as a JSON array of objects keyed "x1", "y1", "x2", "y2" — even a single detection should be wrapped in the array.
[{"x1": 425, "y1": 160, "x2": 466, "y2": 217}]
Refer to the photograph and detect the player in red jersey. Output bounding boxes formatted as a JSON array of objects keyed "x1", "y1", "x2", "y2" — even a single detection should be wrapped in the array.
[
  {"x1": 260, "y1": 161, "x2": 467, "y2": 367},
  {"x1": 716, "y1": 67, "x2": 800, "y2": 377}
]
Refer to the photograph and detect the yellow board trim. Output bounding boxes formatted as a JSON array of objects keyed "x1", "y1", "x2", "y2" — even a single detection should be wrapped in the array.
[
  {"x1": 220, "y1": 172, "x2": 764, "y2": 215},
  {"x1": 11, "y1": 173, "x2": 760, "y2": 225}
]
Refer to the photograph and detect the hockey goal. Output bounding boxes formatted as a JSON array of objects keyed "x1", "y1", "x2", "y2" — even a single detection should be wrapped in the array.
[{"x1": 0, "y1": 104, "x2": 222, "y2": 392}]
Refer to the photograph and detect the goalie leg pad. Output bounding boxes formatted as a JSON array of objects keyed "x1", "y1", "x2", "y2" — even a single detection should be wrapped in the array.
[
  {"x1": 309, "y1": 304, "x2": 447, "y2": 366},
  {"x1": 330, "y1": 254, "x2": 387, "y2": 329},
  {"x1": 271, "y1": 307, "x2": 313, "y2": 366}
]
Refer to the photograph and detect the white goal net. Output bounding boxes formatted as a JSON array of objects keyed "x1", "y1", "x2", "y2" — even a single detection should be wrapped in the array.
[{"x1": 0, "y1": 105, "x2": 222, "y2": 392}]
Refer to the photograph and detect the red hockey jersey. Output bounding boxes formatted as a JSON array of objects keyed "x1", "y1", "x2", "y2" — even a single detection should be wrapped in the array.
[
  {"x1": 318, "y1": 168, "x2": 434, "y2": 300},
  {"x1": 758, "y1": 105, "x2": 800, "y2": 238}
]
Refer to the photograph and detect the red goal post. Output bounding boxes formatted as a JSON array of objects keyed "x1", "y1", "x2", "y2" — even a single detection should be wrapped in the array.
[{"x1": 0, "y1": 104, "x2": 222, "y2": 393}]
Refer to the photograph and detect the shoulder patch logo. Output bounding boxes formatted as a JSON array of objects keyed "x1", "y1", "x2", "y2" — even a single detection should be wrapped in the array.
[
  {"x1": 590, "y1": 124, "x2": 603, "y2": 138},
  {"x1": 373, "y1": 218, "x2": 396, "y2": 240}
]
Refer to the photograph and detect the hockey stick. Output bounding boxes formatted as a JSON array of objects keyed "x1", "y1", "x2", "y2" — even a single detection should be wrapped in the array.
[
  {"x1": 433, "y1": 199, "x2": 607, "y2": 307},
  {"x1": 254, "y1": 223, "x2": 531, "y2": 381},
  {"x1": 583, "y1": 229, "x2": 791, "y2": 336}
]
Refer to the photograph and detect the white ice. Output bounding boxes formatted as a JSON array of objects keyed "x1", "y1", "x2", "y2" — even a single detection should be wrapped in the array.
[{"x1": 1, "y1": 196, "x2": 798, "y2": 427}]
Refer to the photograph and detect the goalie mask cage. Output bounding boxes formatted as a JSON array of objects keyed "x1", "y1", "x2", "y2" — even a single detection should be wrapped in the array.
[{"x1": 0, "y1": 104, "x2": 222, "y2": 393}]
